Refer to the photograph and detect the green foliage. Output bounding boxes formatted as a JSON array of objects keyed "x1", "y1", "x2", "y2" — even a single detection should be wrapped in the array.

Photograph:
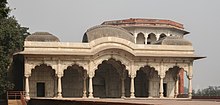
[
  {"x1": 0, "y1": 0, "x2": 29, "y2": 96},
  {"x1": 193, "y1": 86, "x2": 220, "y2": 96},
  {"x1": 0, "y1": 0, "x2": 10, "y2": 18}
]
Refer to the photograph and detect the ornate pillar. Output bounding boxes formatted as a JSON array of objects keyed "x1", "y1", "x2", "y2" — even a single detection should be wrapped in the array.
[
  {"x1": 82, "y1": 77, "x2": 87, "y2": 98},
  {"x1": 57, "y1": 74, "x2": 63, "y2": 98},
  {"x1": 188, "y1": 76, "x2": 192, "y2": 98},
  {"x1": 57, "y1": 60, "x2": 63, "y2": 98},
  {"x1": 25, "y1": 75, "x2": 30, "y2": 100},
  {"x1": 121, "y1": 78, "x2": 125, "y2": 98},
  {"x1": 159, "y1": 75, "x2": 164, "y2": 98},
  {"x1": 88, "y1": 73, "x2": 94, "y2": 98},
  {"x1": 188, "y1": 62, "x2": 193, "y2": 98},
  {"x1": 130, "y1": 75, "x2": 136, "y2": 98}
]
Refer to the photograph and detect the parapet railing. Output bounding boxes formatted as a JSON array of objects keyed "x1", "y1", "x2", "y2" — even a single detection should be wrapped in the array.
[{"x1": 7, "y1": 91, "x2": 27, "y2": 105}]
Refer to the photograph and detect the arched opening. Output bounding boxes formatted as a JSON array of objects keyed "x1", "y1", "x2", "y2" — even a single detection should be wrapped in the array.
[
  {"x1": 136, "y1": 33, "x2": 145, "y2": 44},
  {"x1": 147, "y1": 33, "x2": 156, "y2": 44},
  {"x1": 93, "y1": 58, "x2": 129, "y2": 98},
  {"x1": 62, "y1": 64, "x2": 87, "y2": 97},
  {"x1": 159, "y1": 33, "x2": 167, "y2": 41},
  {"x1": 135, "y1": 65, "x2": 158, "y2": 97},
  {"x1": 29, "y1": 64, "x2": 56, "y2": 97},
  {"x1": 164, "y1": 66, "x2": 182, "y2": 98}
]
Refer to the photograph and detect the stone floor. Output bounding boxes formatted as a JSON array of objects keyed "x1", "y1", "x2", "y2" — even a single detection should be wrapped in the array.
[{"x1": 32, "y1": 98, "x2": 220, "y2": 105}]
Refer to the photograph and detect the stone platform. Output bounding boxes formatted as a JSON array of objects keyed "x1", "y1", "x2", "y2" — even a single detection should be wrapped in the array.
[{"x1": 28, "y1": 98, "x2": 220, "y2": 105}]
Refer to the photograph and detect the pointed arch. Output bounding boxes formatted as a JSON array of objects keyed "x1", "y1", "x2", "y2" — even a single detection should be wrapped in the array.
[
  {"x1": 92, "y1": 54, "x2": 131, "y2": 74},
  {"x1": 147, "y1": 33, "x2": 157, "y2": 44},
  {"x1": 29, "y1": 64, "x2": 56, "y2": 97},
  {"x1": 136, "y1": 32, "x2": 145, "y2": 44},
  {"x1": 135, "y1": 65, "x2": 159, "y2": 97},
  {"x1": 93, "y1": 58, "x2": 129, "y2": 98}
]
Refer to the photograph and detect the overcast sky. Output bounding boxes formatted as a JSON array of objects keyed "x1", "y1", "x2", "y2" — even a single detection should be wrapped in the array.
[{"x1": 8, "y1": 0, "x2": 220, "y2": 90}]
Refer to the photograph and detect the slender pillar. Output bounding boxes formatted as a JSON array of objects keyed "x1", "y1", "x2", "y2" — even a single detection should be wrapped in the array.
[
  {"x1": 130, "y1": 76, "x2": 135, "y2": 98},
  {"x1": 159, "y1": 76, "x2": 164, "y2": 98},
  {"x1": 144, "y1": 34, "x2": 148, "y2": 44},
  {"x1": 57, "y1": 75, "x2": 62, "y2": 98},
  {"x1": 25, "y1": 75, "x2": 30, "y2": 100},
  {"x1": 174, "y1": 79, "x2": 179, "y2": 98},
  {"x1": 188, "y1": 77, "x2": 192, "y2": 98},
  {"x1": 82, "y1": 77, "x2": 87, "y2": 98},
  {"x1": 88, "y1": 76, "x2": 94, "y2": 98},
  {"x1": 121, "y1": 78, "x2": 125, "y2": 98}
]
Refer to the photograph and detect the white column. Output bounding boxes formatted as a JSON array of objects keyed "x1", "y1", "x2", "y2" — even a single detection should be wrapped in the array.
[
  {"x1": 159, "y1": 76, "x2": 164, "y2": 98},
  {"x1": 121, "y1": 78, "x2": 125, "y2": 98},
  {"x1": 88, "y1": 75, "x2": 94, "y2": 98},
  {"x1": 57, "y1": 74, "x2": 62, "y2": 98},
  {"x1": 82, "y1": 77, "x2": 87, "y2": 98},
  {"x1": 188, "y1": 76, "x2": 192, "y2": 98},
  {"x1": 25, "y1": 75, "x2": 30, "y2": 100},
  {"x1": 134, "y1": 33, "x2": 137, "y2": 43},
  {"x1": 130, "y1": 75, "x2": 135, "y2": 98},
  {"x1": 145, "y1": 33, "x2": 148, "y2": 44},
  {"x1": 174, "y1": 79, "x2": 179, "y2": 98}
]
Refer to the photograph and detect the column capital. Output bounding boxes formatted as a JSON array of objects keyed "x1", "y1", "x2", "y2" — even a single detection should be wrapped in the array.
[
  {"x1": 56, "y1": 73, "x2": 63, "y2": 78},
  {"x1": 159, "y1": 75, "x2": 165, "y2": 79},
  {"x1": 130, "y1": 74, "x2": 136, "y2": 78},
  {"x1": 88, "y1": 72, "x2": 94, "y2": 78},
  {"x1": 24, "y1": 74, "x2": 31, "y2": 78},
  {"x1": 187, "y1": 75, "x2": 193, "y2": 80}
]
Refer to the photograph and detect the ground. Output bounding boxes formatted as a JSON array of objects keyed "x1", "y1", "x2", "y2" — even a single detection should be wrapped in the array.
[{"x1": 30, "y1": 98, "x2": 220, "y2": 105}]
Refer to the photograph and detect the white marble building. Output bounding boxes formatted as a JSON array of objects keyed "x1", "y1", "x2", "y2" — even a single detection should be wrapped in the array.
[{"x1": 18, "y1": 18, "x2": 204, "y2": 99}]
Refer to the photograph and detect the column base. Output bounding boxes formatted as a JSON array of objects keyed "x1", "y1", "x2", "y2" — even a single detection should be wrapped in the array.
[
  {"x1": 159, "y1": 96, "x2": 164, "y2": 98},
  {"x1": 57, "y1": 92, "x2": 62, "y2": 98},
  {"x1": 88, "y1": 96, "x2": 94, "y2": 98},
  {"x1": 57, "y1": 95, "x2": 62, "y2": 98},
  {"x1": 88, "y1": 93, "x2": 94, "y2": 98},
  {"x1": 130, "y1": 96, "x2": 135, "y2": 98},
  {"x1": 82, "y1": 96, "x2": 87, "y2": 98},
  {"x1": 148, "y1": 96, "x2": 153, "y2": 98},
  {"x1": 130, "y1": 93, "x2": 135, "y2": 98},
  {"x1": 25, "y1": 95, "x2": 30, "y2": 100},
  {"x1": 121, "y1": 96, "x2": 126, "y2": 98},
  {"x1": 130, "y1": 92, "x2": 135, "y2": 98},
  {"x1": 159, "y1": 93, "x2": 164, "y2": 98},
  {"x1": 82, "y1": 91, "x2": 87, "y2": 98},
  {"x1": 188, "y1": 93, "x2": 192, "y2": 99},
  {"x1": 174, "y1": 94, "x2": 178, "y2": 98}
]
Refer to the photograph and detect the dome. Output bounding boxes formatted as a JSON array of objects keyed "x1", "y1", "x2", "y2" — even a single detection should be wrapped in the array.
[
  {"x1": 82, "y1": 25, "x2": 135, "y2": 43},
  {"x1": 161, "y1": 36, "x2": 192, "y2": 46},
  {"x1": 25, "y1": 32, "x2": 60, "y2": 42}
]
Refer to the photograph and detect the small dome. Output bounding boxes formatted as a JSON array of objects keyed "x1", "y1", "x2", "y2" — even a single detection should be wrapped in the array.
[
  {"x1": 161, "y1": 36, "x2": 192, "y2": 46},
  {"x1": 25, "y1": 32, "x2": 60, "y2": 42},
  {"x1": 82, "y1": 25, "x2": 134, "y2": 43}
]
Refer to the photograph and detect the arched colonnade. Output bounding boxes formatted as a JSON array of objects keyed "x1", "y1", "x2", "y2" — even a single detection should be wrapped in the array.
[{"x1": 24, "y1": 51, "x2": 193, "y2": 99}]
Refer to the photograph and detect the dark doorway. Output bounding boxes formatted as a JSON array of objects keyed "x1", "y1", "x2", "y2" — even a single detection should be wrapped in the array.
[
  {"x1": 163, "y1": 83, "x2": 167, "y2": 97},
  {"x1": 37, "y1": 82, "x2": 45, "y2": 97},
  {"x1": 135, "y1": 70, "x2": 148, "y2": 97}
]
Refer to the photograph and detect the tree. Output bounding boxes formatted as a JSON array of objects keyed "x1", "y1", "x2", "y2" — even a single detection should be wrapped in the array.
[
  {"x1": 0, "y1": 0, "x2": 29, "y2": 96},
  {"x1": 193, "y1": 86, "x2": 220, "y2": 96}
]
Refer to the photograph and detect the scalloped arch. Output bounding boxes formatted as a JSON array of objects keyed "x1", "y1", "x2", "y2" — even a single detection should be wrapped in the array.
[{"x1": 92, "y1": 54, "x2": 131, "y2": 74}]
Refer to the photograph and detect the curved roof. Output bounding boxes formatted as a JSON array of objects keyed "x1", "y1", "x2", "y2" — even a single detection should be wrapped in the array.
[
  {"x1": 82, "y1": 25, "x2": 135, "y2": 43},
  {"x1": 161, "y1": 36, "x2": 192, "y2": 46},
  {"x1": 25, "y1": 32, "x2": 60, "y2": 42}
]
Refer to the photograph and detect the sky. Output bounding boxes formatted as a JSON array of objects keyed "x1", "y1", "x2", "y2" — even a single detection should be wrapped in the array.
[{"x1": 8, "y1": 0, "x2": 220, "y2": 90}]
